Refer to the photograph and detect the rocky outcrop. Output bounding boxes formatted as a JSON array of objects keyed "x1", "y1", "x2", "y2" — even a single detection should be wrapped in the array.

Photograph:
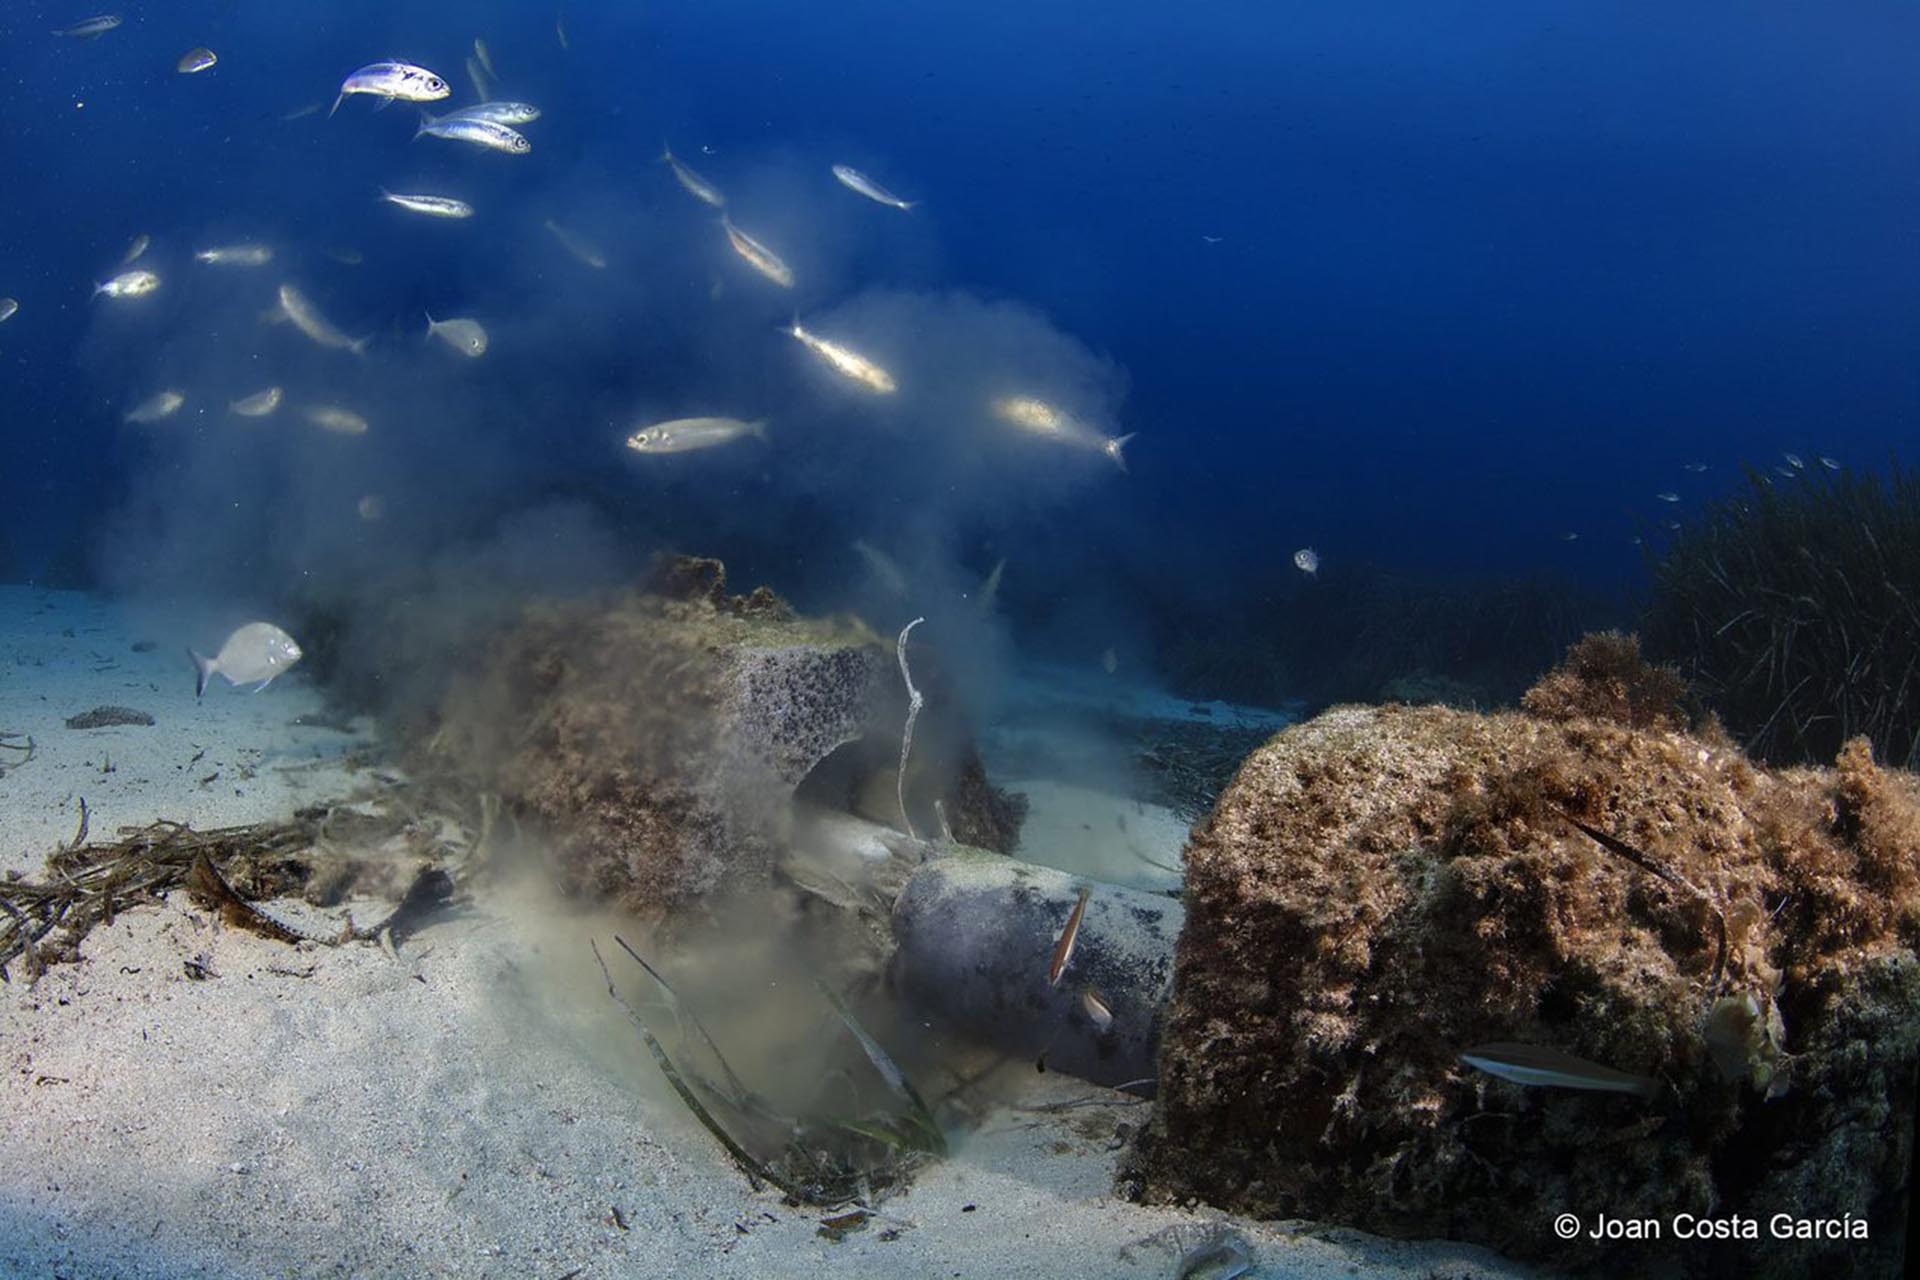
[
  {"x1": 1126, "y1": 642, "x2": 1920, "y2": 1278},
  {"x1": 423, "y1": 558, "x2": 1021, "y2": 917}
]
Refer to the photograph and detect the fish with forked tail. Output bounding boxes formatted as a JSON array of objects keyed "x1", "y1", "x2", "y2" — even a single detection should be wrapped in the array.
[{"x1": 189, "y1": 623, "x2": 303, "y2": 697}]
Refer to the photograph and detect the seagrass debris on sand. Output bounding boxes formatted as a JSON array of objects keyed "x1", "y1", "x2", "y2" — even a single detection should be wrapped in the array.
[
  {"x1": 1127, "y1": 634, "x2": 1920, "y2": 1279},
  {"x1": 593, "y1": 936, "x2": 943, "y2": 1207},
  {"x1": 0, "y1": 794, "x2": 466, "y2": 982}
]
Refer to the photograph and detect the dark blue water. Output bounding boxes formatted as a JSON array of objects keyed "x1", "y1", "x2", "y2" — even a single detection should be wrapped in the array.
[{"x1": 4, "y1": 1, "x2": 1916, "y2": 704}]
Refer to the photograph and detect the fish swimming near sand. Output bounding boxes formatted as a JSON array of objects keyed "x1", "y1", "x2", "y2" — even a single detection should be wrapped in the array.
[
  {"x1": 662, "y1": 144, "x2": 725, "y2": 207},
  {"x1": 1048, "y1": 886, "x2": 1092, "y2": 987},
  {"x1": 229, "y1": 386, "x2": 283, "y2": 417},
  {"x1": 990, "y1": 395, "x2": 1136, "y2": 471},
  {"x1": 94, "y1": 269, "x2": 159, "y2": 299},
  {"x1": 190, "y1": 622, "x2": 303, "y2": 697},
  {"x1": 332, "y1": 61, "x2": 449, "y2": 116},
  {"x1": 976, "y1": 557, "x2": 1006, "y2": 615},
  {"x1": 416, "y1": 114, "x2": 531, "y2": 154},
  {"x1": 545, "y1": 219, "x2": 607, "y2": 269},
  {"x1": 302, "y1": 405, "x2": 370, "y2": 436},
  {"x1": 195, "y1": 244, "x2": 273, "y2": 266},
  {"x1": 1080, "y1": 987, "x2": 1114, "y2": 1034},
  {"x1": 722, "y1": 214, "x2": 794, "y2": 287},
  {"x1": 125, "y1": 389, "x2": 185, "y2": 423},
  {"x1": 53, "y1": 15, "x2": 122, "y2": 39},
  {"x1": 786, "y1": 318, "x2": 895, "y2": 392},
  {"x1": 435, "y1": 100, "x2": 541, "y2": 126},
  {"x1": 1459, "y1": 1042, "x2": 1661, "y2": 1100},
  {"x1": 852, "y1": 540, "x2": 908, "y2": 595},
  {"x1": 625, "y1": 416, "x2": 767, "y2": 454},
  {"x1": 273, "y1": 283, "x2": 368, "y2": 355},
  {"x1": 425, "y1": 312, "x2": 489, "y2": 357},
  {"x1": 380, "y1": 189, "x2": 473, "y2": 219},
  {"x1": 831, "y1": 164, "x2": 917, "y2": 211}
]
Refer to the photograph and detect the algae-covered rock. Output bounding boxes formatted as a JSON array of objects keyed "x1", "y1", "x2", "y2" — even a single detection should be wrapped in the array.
[
  {"x1": 424, "y1": 559, "x2": 1021, "y2": 916},
  {"x1": 1127, "y1": 644, "x2": 1920, "y2": 1278}
]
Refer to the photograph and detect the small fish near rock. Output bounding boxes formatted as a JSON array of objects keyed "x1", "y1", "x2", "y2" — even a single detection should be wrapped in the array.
[{"x1": 66, "y1": 705, "x2": 155, "y2": 729}]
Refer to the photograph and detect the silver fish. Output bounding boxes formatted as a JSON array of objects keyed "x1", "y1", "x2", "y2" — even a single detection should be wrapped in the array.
[
  {"x1": 357, "y1": 495, "x2": 385, "y2": 522},
  {"x1": 1080, "y1": 987, "x2": 1114, "y2": 1034},
  {"x1": 1655, "y1": 491, "x2": 1680, "y2": 503},
  {"x1": 229, "y1": 386, "x2": 284, "y2": 417},
  {"x1": 331, "y1": 61, "x2": 449, "y2": 116},
  {"x1": 176, "y1": 47, "x2": 217, "y2": 75},
  {"x1": 545, "y1": 219, "x2": 607, "y2": 269},
  {"x1": 122, "y1": 234, "x2": 150, "y2": 265},
  {"x1": 436, "y1": 100, "x2": 541, "y2": 126},
  {"x1": 303, "y1": 405, "x2": 369, "y2": 436},
  {"x1": 625, "y1": 416, "x2": 768, "y2": 454},
  {"x1": 461, "y1": 55, "x2": 488, "y2": 104},
  {"x1": 190, "y1": 622, "x2": 303, "y2": 697},
  {"x1": 976, "y1": 557, "x2": 1005, "y2": 615},
  {"x1": 1459, "y1": 1042, "x2": 1661, "y2": 1100},
  {"x1": 426, "y1": 312, "x2": 488, "y2": 358},
  {"x1": 1048, "y1": 886, "x2": 1091, "y2": 986},
  {"x1": 195, "y1": 244, "x2": 273, "y2": 266},
  {"x1": 852, "y1": 540, "x2": 908, "y2": 596},
  {"x1": 662, "y1": 144, "x2": 725, "y2": 208},
  {"x1": 53, "y1": 15, "x2": 122, "y2": 39},
  {"x1": 273, "y1": 283, "x2": 368, "y2": 355},
  {"x1": 0, "y1": 298, "x2": 19, "y2": 323},
  {"x1": 1820, "y1": 456, "x2": 1841, "y2": 470},
  {"x1": 380, "y1": 188, "x2": 473, "y2": 219},
  {"x1": 1176, "y1": 1231, "x2": 1253, "y2": 1280},
  {"x1": 786, "y1": 318, "x2": 895, "y2": 392},
  {"x1": 416, "y1": 114, "x2": 530, "y2": 154},
  {"x1": 1293, "y1": 547, "x2": 1319, "y2": 575},
  {"x1": 1682, "y1": 462, "x2": 1709, "y2": 472},
  {"x1": 473, "y1": 37, "x2": 497, "y2": 80},
  {"x1": 1783, "y1": 452, "x2": 1805, "y2": 469},
  {"x1": 831, "y1": 164, "x2": 916, "y2": 211},
  {"x1": 124, "y1": 389, "x2": 186, "y2": 423},
  {"x1": 556, "y1": 17, "x2": 570, "y2": 50},
  {"x1": 94, "y1": 269, "x2": 159, "y2": 299},
  {"x1": 989, "y1": 396, "x2": 1136, "y2": 471},
  {"x1": 722, "y1": 214, "x2": 793, "y2": 288}
]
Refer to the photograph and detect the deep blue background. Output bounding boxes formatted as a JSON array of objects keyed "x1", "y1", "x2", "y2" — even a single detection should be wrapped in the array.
[{"x1": 3, "y1": 1, "x2": 1916, "y2": 665}]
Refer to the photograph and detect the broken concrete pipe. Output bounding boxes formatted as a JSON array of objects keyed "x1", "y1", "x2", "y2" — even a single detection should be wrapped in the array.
[{"x1": 890, "y1": 847, "x2": 1181, "y2": 1093}]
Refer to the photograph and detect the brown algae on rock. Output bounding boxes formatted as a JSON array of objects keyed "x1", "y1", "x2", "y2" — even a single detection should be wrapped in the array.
[{"x1": 1127, "y1": 634, "x2": 1920, "y2": 1278}]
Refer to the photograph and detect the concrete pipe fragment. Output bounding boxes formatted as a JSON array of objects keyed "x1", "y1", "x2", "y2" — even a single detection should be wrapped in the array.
[{"x1": 890, "y1": 846, "x2": 1182, "y2": 1093}]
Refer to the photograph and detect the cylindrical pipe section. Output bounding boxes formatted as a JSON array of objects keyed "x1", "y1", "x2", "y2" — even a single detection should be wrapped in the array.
[{"x1": 890, "y1": 847, "x2": 1182, "y2": 1093}]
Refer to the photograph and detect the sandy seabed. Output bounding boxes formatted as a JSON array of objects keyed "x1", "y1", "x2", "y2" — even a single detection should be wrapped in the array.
[{"x1": 0, "y1": 587, "x2": 1538, "y2": 1279}]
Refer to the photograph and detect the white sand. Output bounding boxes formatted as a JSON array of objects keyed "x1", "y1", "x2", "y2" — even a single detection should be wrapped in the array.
[
  {"x1": 1, "y1": 586, "x2": 374, "y2": 879},
  {"x1": 0, "y1": 589, "x2": 1539, "y2": 1279},
  {"x1": 1009, "y1": 778, "x2": 1188, "y2": 893}
]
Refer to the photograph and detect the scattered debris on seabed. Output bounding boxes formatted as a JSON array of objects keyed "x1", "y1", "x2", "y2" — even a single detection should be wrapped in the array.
[{"x1": 0, "y1": 773, "x2": 483, "y2": 983}]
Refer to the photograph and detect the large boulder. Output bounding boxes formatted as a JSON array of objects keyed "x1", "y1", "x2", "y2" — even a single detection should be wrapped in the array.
[
  {"x1": 423, "y1": 558, "x2": 1021, "y2": 916},
  {"x1": 1126, "y1": 638, "x2": 1920, "y2": 1278}
]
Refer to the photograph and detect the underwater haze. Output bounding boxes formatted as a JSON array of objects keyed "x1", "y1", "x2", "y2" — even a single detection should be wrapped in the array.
[
  {"x1": 8, "y1": 6, "x2": 1920, "y2": 1280},
  {"x1": 3, "y1": 0, "x2": 1920, "y2": 698}
]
